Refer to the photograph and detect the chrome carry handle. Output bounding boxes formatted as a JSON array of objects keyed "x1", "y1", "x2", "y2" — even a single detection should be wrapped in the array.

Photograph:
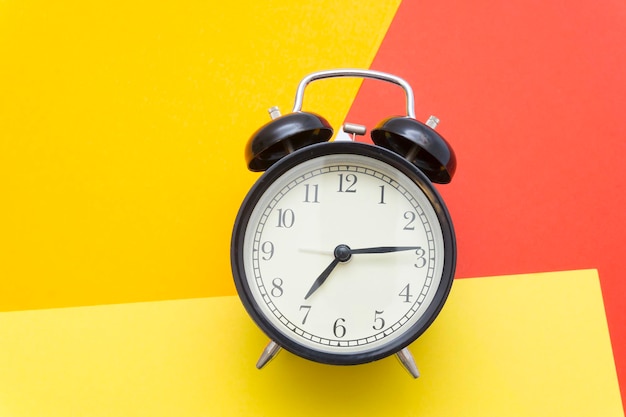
[{"x1": 291, "y1": 69, "x2": 416, "y2": 119}]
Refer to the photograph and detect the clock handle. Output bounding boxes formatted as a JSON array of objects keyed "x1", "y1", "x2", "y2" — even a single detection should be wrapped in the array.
[{"x1": 292, "y1": 69, "x2": 416, "y2": 119}]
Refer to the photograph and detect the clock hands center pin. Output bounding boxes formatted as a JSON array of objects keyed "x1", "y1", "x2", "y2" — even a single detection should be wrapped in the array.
[{"x1": 303, "y1": 245, "x2": 421, "y2": 300}]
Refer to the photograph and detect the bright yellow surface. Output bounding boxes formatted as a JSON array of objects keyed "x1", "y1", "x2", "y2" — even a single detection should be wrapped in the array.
[
  {"x1": 0, "y1": 269, "x2": 621, "y2": 416},
  {"x1": 0, "y1": 0, "x2": 401, "y2": 311}
]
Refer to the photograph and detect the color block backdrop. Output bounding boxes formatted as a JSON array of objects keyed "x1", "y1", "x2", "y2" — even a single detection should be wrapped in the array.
[{"x1": 1, "y1": 0, "x2": 624, "y2": 415}]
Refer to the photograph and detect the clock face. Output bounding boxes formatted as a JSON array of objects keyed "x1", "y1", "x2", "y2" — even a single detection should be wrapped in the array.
[{"x1": 232, "y1": 142, "x2": 455, "y2": 364}]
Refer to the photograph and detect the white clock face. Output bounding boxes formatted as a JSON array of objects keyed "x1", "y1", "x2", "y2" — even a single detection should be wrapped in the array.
[{"x1": 239, "y1": 147, "x2": 449, "y2": 359}]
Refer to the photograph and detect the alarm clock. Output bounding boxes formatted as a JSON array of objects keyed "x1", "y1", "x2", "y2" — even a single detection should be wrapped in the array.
[{"x1": 231, "y1": 69, "x2": 456, "y2": 378}]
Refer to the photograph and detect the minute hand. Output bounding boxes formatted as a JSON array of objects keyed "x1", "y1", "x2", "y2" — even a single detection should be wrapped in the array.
[{"x1": 349, "y1": 246, "x2": 420, "y2": 254}]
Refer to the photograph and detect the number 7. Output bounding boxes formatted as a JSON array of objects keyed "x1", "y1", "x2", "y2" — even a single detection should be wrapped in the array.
[{"x1": 299, "y1": 305, "x2": 312, "y2": 324}]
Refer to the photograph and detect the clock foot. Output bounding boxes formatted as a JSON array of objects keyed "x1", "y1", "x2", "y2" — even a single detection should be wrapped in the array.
[
  {"x1": 396, "y1": 347, "x2": 420, "y2": 378},
  {"x1": 256, "y1": 340, "x2": 282, "y2": 369}
]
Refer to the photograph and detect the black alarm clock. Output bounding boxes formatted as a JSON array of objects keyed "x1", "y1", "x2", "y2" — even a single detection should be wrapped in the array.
[{"x1": 231, "y1": 69, "x2": 456, "y2": 378}]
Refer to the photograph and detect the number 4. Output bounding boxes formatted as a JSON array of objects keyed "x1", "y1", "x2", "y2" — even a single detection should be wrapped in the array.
[{"x1": 399, "y1": 284, "x2": 413, "y2": 303}]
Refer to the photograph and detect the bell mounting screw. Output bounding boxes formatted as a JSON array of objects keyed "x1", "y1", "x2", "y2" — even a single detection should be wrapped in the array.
[
  {"x1": 426, "y1": 115, "x2": 440, "y2": 129},
  {"x1": 268, "y1": 106, "x2": 282, "y2": 120}
]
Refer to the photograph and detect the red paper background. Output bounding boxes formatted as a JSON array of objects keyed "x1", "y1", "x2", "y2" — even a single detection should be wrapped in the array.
[{"x1": 346, "y1": 0, "x2": 626, "y2": 408}]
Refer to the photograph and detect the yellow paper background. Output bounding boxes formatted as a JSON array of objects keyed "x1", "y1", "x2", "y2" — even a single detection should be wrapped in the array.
[
  {"x1": 0, "y1": 269, "x2": 622, "y2": 416},
  {"x1": 0, "y1": 0, "x2": 401, "y2": 311}
]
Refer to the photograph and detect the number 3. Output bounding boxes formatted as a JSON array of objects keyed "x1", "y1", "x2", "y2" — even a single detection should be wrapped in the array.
[{"x1": 414, "y1": 247, "x2": 426, "y2": 268}]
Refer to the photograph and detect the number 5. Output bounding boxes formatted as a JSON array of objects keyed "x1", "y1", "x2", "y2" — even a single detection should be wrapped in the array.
[{"x1": 372, "y1": 310, "x2": 385, "y2": 330}]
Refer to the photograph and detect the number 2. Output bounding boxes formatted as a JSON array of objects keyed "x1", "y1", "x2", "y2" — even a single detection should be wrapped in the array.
[{"x1": 403, "y1": 211, "x2": 416, "y2": 230}]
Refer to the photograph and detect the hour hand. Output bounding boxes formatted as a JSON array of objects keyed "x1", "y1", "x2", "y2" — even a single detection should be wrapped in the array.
[
  {"x1": 303, "y1": 257, "x2": 340, "y2": 300},
  {"x1": 303, "y1": 244, "x2": 352, "y2": 300}
]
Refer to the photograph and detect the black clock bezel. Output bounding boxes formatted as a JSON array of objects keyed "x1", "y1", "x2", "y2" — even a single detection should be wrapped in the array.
[{"x1": 231, "y1": 141, "x2": 456, "y2": 365}]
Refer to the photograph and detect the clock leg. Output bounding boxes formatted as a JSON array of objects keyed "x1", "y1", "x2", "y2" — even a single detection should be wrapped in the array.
[
  {"x1": 256, "y1": 340, "x2": 282, "y2": 369},
  {"x1": 396, "y1": 347, "x2": 420, "y2": 378}
]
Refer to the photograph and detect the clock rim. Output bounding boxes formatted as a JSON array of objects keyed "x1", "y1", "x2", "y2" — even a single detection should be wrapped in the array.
[{"x1": 231, "y1": 141, "x2": 456, "y2": 365}]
